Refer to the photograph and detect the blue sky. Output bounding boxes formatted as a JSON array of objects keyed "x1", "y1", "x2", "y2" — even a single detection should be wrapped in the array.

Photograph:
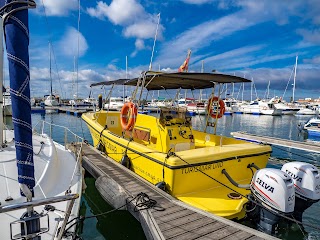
[{"x1": 4, "y1": 0, "x2": 319, "y2": 101}]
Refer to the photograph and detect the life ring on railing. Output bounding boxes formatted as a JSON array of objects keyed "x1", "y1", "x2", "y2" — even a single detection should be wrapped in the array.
[
  {"x1": 120, "y1": 102, "x2": 138, "y2": 131},
  {"x1": 207, "y1": 96, "x2": 225, "y2": 119}
]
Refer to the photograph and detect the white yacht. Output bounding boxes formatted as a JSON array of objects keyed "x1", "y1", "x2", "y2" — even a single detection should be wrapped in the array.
[
  {"x1": 259, "y1": 99, "x2": 282, "y2": 115},
  {"x1": 239, "y1": 101, "x2": 261, "y2": 115},
  {"x1": 177, "y1": 98, "x2": 206, "y2": 115},
  {"x1": 273, "y1": 101, "x2": 300, "y2": 115},
  {"x1": 44, "y1": 94, "x2": 59, "y2": 106},
  {"x1": 104, "y1": 97, "x2": 125, "y2": 110},
  {"x1": 83, "y1": 97, "x2": 98, "y2": 106},
  {"x1": 296, "y1": 105, "x2": 319, "y2": 115}
]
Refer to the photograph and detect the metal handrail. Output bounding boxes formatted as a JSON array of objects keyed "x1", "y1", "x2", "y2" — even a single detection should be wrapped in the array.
[
  {"x1": 0, "y1": 194, "x2": 79, "y2": 214},
  {"x1": 33, "y1": 120, "x2": 84, "y2": 146}
]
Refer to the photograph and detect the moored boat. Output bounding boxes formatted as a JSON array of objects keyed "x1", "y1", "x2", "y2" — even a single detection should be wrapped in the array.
[
  {"x1": 82, "y1": 71, "x2": 272, "y2": 220},
  {"x1": 104, "y1": 96, "x2": 125, "y2": 110}
]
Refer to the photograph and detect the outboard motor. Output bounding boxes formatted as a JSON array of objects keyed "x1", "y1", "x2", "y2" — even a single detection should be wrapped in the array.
[
  {"x1": 281, "y1": 162, "x2": 320, "y2": 222},
  {"x1": 250, "y1": 168, "x2": 295, "y2": 234}
]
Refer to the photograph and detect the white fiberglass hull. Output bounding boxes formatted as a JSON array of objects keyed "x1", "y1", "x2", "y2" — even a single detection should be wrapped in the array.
[{"x1": 0, "y1": 130, "x2": 82, "y2": 240}]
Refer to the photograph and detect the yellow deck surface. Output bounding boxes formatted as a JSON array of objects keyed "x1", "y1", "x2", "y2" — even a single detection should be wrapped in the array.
[{"x1": 176, "y1": 183, "x2": 250, "y2": 219}]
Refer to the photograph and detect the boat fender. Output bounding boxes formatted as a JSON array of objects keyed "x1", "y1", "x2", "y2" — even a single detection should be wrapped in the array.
[
  {"x1": 121, "y1": 153, "x2": 131, "y2": 169},
  {"x1": 120, "y1": 102, "x2": 138, "y2": 131},
  {"x1": 155, "y1": 181, "x2": 166, "y2": 191},
  {"x1": 96, "y1": 141, "x2": 105, "y2": 152},
  {"x1": 98, "y1": 94, "x2": 103, "y2": 110},
  {"x1": 207, "y1": 96, "x2": 225, "y2": 119}
]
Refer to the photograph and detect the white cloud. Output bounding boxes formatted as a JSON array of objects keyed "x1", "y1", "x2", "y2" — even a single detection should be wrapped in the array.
[
  {"x1": 87, "y1": 0, "x2": 163, "y2": 54},
  {"x1": 87, "y1": 0, "x2": 144, "y2": 25},
  {"x1": 58, "y1": 27, "x2": 88, "y2": 58},
  {"x1": 304, "y1": 56, "x2": 320, "y2": 64},
  {"x1": 135, "y1": 39, "x2": 145, "y2": 50},
  {"x1": 296, "y1": 28, "x2": 320, "y2": 46},
  {"x1": 36, "y1": 0, "x2": 78, "y2": 16},
  {"x1": 124, "y1": 21, "x2": 163, "y2": 39}
]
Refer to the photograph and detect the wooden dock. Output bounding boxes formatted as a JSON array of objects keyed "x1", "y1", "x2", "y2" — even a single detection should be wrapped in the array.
[
  {"x1": 231, "y1": 131, "x2": 320, "y2": 153},
  {"x1": 80, "y1": 143, "x2": 278, "y2": 240}
]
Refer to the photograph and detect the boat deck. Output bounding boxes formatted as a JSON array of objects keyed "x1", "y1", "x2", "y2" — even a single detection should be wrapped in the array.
[{"x1": 81, "y1": 143, "x2": 278, "y2": 240}]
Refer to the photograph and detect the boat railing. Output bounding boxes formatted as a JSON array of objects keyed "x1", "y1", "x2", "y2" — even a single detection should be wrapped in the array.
[
  {"x1": 33, "y1": 120, "x2": 84, "y2": 147},
  {"x1": 32, "y1": 120, "x2": 84, "y2": 176}
]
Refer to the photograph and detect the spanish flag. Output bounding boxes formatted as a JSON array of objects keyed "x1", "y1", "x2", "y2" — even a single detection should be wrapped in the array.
[{"x1": 178, "y1": 49, "x2": 191, "y2": 72}]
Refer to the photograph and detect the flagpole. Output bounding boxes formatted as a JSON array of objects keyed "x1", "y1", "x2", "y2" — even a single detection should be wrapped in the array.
[{"x1": 149, "y1": 13, "x2": 160, "y2": 71}]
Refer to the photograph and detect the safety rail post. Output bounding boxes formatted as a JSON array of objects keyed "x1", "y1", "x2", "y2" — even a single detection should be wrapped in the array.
[
  {"x1": 64, "y1": 128, "x2": 67, "y2": 150},
  {"x1": 41, "y1": 120, "x2": 45, "y2": 135}
]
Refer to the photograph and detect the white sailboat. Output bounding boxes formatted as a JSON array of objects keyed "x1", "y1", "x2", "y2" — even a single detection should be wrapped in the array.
[
  {"x1": 44, "y1": 42, "x2": 59, "y2": 107},
  {"x1": 274, "y1": 56, "x2": 300, "y2": 115},
  {"x1": 0, "y1": 2, "x2": 83, "y2": 239}
]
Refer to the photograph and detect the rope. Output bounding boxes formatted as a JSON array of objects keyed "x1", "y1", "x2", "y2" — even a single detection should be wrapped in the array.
[
  {"x1": 62, "y1": 192, "x2": 164, "y2": 237},
  {"x1": 33, "y1": 141, "x2": 45, "y2": 155}
]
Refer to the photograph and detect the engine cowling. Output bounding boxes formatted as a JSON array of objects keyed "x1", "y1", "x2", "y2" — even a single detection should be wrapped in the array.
[
  {"x1": 281, "y1": 162, "x2": 320, "y2": 222},
  {"x1": 249, "y1": 168, "x2": 295, "y2": 234},
  {"x1": 250, "y1": 168, "x2": 295, "y2": 213},
  {"x1": 281, "y1": 162, "x2": 320, "y2": 200}
]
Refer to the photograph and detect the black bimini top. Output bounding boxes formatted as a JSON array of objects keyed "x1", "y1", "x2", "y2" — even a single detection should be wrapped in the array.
[{"x1": 90, "y1": 71, "x2": 251, "y2": 90}]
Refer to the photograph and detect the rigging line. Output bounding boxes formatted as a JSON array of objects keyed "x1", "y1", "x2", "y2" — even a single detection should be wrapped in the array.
[
  {"x1": 282, "y1": 65, "x2": 295, "y2": 100},
  {"x1": 40, "y1": 0, "x2": 64, "y2": 98}
]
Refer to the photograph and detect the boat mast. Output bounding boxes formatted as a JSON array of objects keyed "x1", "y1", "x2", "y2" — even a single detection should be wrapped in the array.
[
  {"x1": 49, "y1": 42, "x2": 52, "y2": 96},
  {"x1": 292, "y1": 55, "x2": 298, "y2": 102},
  {"x1": 0, "y1": 17, "x2": 4, "y2": 147},
  {"x1": 76, "y1": 0, "x2": 80, "y2": 99},
  {"x1": 250, "y1": 78, "x2": 253, "y2": 101},
  {"x1": 149, "y1": 13, "x2": 160, "y2": 71}
]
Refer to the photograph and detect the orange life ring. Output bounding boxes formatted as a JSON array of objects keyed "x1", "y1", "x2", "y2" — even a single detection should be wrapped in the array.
[
  {"x1": 207, "y1": 96, "x2": 225, "y2": 119},
  {"x1": 120, "y1": 102, "x2": 138, "y2": 131}
]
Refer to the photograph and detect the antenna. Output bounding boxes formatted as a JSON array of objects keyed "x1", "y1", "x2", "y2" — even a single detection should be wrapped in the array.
[{"x1": 149, "y1": 13, "x2": 160, "y2": 71}]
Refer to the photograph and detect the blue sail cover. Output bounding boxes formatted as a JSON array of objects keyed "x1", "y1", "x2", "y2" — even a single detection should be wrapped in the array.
[{"x1": 0, "y1": 0, "x2": 35, "y2": 196}]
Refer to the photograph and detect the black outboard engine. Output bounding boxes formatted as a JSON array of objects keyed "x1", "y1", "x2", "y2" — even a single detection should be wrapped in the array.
[
  {"x1": 281, "y1": 162, "x2": 320, "y2": 222},
  {"x1": 250, "y1": 168, "x2": 295, "y2": 234}
]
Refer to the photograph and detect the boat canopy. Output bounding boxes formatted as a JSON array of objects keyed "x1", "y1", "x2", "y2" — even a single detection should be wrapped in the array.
[{"x1": 90, "y1": 71, "x2": 251, "y2": 90}]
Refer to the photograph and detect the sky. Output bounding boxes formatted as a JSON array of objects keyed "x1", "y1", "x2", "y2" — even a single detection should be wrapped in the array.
[{"x1": 3, "y1": 0, "x2": 320, "y2": 102}]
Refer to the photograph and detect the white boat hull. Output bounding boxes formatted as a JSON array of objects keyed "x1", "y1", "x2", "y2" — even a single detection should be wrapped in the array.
[{"x1": 0, "y1": 129, "x2": 83, "y2": 239}]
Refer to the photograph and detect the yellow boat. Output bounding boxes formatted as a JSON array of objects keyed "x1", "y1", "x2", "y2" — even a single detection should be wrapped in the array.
[{"x1": 82, "y1": 71, "x2": 271, "y2": 220}]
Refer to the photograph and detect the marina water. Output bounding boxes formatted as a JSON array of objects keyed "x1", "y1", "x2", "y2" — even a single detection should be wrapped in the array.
[{"x1": 11, "y1": 112, "x2": 319, "y2": 240}]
